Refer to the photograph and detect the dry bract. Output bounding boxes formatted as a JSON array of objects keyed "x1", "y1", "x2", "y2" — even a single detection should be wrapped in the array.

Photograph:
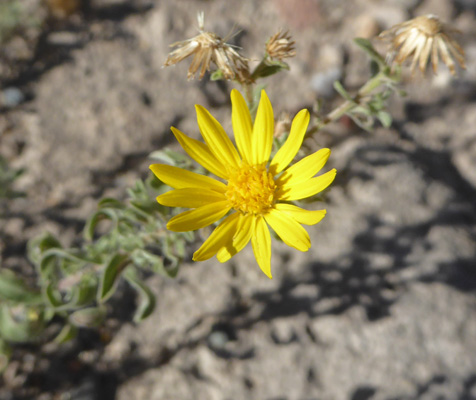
[
  {"x1": 266, "y1": 29, "x2": 296, "y2": 60},
  {"x1": 163, "y1": 14, "x2": 250, "y2": 82},
  {"x1": 379, "y1": 14, "x2": 466, "y2": 76}
]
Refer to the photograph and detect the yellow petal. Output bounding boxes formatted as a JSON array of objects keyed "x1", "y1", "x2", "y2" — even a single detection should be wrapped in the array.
[
  {"x1": 251, "y1": 90, "x2": 274, "y2": 165},
  {"x1": 251, "y1": 216, "x2": 272, "y2": 279},
  {"x1": 150, "y1": 164, "x2": 226, "y2": 192},
  {"x1": 278, "y1": 169, "x2": 336, "y2": 201},
  {"x1": 264, "y1": 209, "x2": 310, "y2": 252},
  {"x1": 276, "y1": 148, "x2": 331, "y2": 187},
  {"x1": 193, "y1": 213, "x2": 241, "y2": 261},
  {"x1": 217, "y1": 213, "x2": 253, "y2": 262},
  {"x1": 157, "y1": 188, "x2": 226, "y2": 208},
  {"x1": 171, "y1": 127, "x2": 228, "y2": 179},
  {"x1": 231, "y1": 89, "x2": 253, "y2": 164},
  {"x1": 167, "y1": 201, "x2": 230, "y2": 232},
  {"x1": 275, "y1": 204, "x2": 326, "y2": 226},
  {"x1": 195, "y1": 105, "x2": 241, "y2": 168},
  {"x1": 270, "y1": 109, "x2": 310, "y2": 174}
]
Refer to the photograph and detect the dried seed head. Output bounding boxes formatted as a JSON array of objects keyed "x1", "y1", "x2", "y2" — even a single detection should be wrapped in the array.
[
  {"x1": 266, "y1": 30, "x2": 296, "y2": 60},
  {"x1": 379, "y1": 14, "x2": 466, "y2": 76},
  {"x1": 163, "y1": 12, "x2": 251, "y2": 82}
]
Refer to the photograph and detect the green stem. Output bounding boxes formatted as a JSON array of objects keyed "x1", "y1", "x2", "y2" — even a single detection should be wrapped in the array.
[
  {"x1": 318, "y1": 71, "x2": 387, "y2": 128},
  {"x1": 244, "y1": 82, "x2": 254, "y2": 110}
]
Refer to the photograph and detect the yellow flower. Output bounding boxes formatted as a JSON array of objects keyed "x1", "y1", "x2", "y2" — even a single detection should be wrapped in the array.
[
  {"x1": 379, "y1": 14, "x2": 466, "y2": 76},
  {"x1": 150, "y1": 90, "x2": 336, "y2": 278}
]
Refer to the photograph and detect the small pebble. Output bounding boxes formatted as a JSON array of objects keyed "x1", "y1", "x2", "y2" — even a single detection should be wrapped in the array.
[
  {"x1": 1, "y1": 87, "x2": 25, "y2": 108},
  {"x1": 310, "y1": 67, "x2": 342, "y2": 98}
]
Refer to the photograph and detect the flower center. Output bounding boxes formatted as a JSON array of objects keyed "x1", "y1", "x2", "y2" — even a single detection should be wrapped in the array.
[{"x1": 225, "y1": 163, "x2": 277, "y2": 215}]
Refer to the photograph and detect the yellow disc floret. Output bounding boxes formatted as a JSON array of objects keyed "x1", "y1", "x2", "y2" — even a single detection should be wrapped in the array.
[{"x1": 225, "y1": 163, "x2": 277, "y2": 215}]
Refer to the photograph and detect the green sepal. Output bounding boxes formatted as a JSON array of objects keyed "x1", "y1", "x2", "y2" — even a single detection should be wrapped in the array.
[
  {"x1": 210, "y1": 69, "x2": 225, "y2": 81},
  {"x1": 251, "y1": 58, "x2": 289, "y2": 80}
]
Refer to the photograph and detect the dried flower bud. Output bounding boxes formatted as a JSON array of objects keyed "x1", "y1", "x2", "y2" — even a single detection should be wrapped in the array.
[
  {"x1": 163, "y1": 12, "x2": 251, "y2": 82},
  {"x1": 266, "y1": 30, "x2": 296, "y2": 60},
  {"x1": 379, "y1": 14, "x2": 466, "y2": 76},
  {"x1": 274, "y1": 111, "x2": 292, "y2": 139}
]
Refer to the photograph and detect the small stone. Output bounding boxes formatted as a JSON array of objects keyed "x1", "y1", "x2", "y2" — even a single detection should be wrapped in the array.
[
  {"x1": 1, "y1": 87, "x2": 25, "y2": 108},
  {"x1": 208, "y1": 330, "x2": 228, "y2": 350},
  {"x1": 310, "y1": 67, "x2": 342, "y2": 98}
]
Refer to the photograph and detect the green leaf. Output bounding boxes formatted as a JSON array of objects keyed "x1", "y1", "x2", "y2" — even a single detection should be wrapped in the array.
[
  {"x1": 333, "y1": 81, "x2": 354, "y2": 102},
  {"x1": 251, "y1": 58, "x2": 290, "y2": 80},
  {"x1": 377, "y1": 111, "x2": 392, "y2": 128},
  {"x1": 210, "y1": 69, "x2": 225, "y2": 81},
  {"x1": 97, "y1": 253, "x2": 129, "y2": 303},
  {"x1": 353, "y1": 38, "x2": 386, "y2": 68},
  {"x1": 98, "y1": 198, "x2": 125, "y2": 209},
  {"x1": 69, "y1": 307, "x2": 106, "y2": 328},
  {"x1": 54, "y1": 323, "x2": 78, "y2": 343},
  {"x1": 27, "y1": 233, "x2": 62, "y2": 266},
  {"x1": 124, "y1": 268, "x2": 156, "y2": 322},
  {"x1": 0, "y1": 269, "x2": 41, "y2": 304},
  {"x1": 84, "y1": 208, "x2": 120, "y2": 241},
  {"x1": 0, "y1": 338, "x2": 11, "y2": 373},
  {"x1": 0, "y1": 304, "x2": 46, "y2": 343},
  {"x1": 43, "y1": 282, "x2": 63, "y2": 307},
  {"x1": 59, "y1": 280, "x2": 97, "y2": 311}
]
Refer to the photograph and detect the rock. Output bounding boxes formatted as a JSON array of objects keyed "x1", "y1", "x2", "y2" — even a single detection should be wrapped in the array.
[{"x1": 1, "y1": 88, "x2": 25, "y2": 108}]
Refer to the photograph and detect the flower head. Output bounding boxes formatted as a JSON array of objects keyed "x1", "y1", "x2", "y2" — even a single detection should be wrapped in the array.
[
  {"x1": 379, "y1": 14, "x2": 466, "y2": 76},
  {"x1": 150, "y1": 90, "x2": 336, "y2": 278},
  {"x1": 163, "y1": 12, "x2": 250, "y2": 82},
  {"x1": 266, "y1": 30, "x2": 296, "y2": 60}
]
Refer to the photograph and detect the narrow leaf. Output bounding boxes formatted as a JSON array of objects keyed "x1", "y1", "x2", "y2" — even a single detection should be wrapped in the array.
[
  {"x1": 353, "y1": 38, "x2": 386, "y2": 68},
  {"x1": 97, "y1": 253, "x2": 129, "y2": 303},
  {"x1": 333, "y1": 81, "x2": 354, "y2": 102},
  {"x1": 377, "y1": 111, "x2": 392, "y2": 128},
  {"x1": 54, "y1": 323, "x2": 78, "y2": 343},
  {"x1": 69, "y1": 307, "x2": 106, "y2": 328},
  {"x1": 124, "y1": 268, "x2": 156, "y2": 322}
]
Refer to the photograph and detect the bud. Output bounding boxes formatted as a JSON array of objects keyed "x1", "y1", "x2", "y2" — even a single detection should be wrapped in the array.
[{"x1": 266, "y1": 30, "x2": 296, "y2": 61}]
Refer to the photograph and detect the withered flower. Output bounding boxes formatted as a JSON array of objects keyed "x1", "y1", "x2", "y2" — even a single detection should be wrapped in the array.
[
  {"x1": 266, "y1": 30, "x2": 296, "y2": 60},
  {"x1": 163, "y1": 12, "x2": 250, "y2": 82},
  {"x1": 379, "y1": 14, "x2": 466, "y2": 76}
]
